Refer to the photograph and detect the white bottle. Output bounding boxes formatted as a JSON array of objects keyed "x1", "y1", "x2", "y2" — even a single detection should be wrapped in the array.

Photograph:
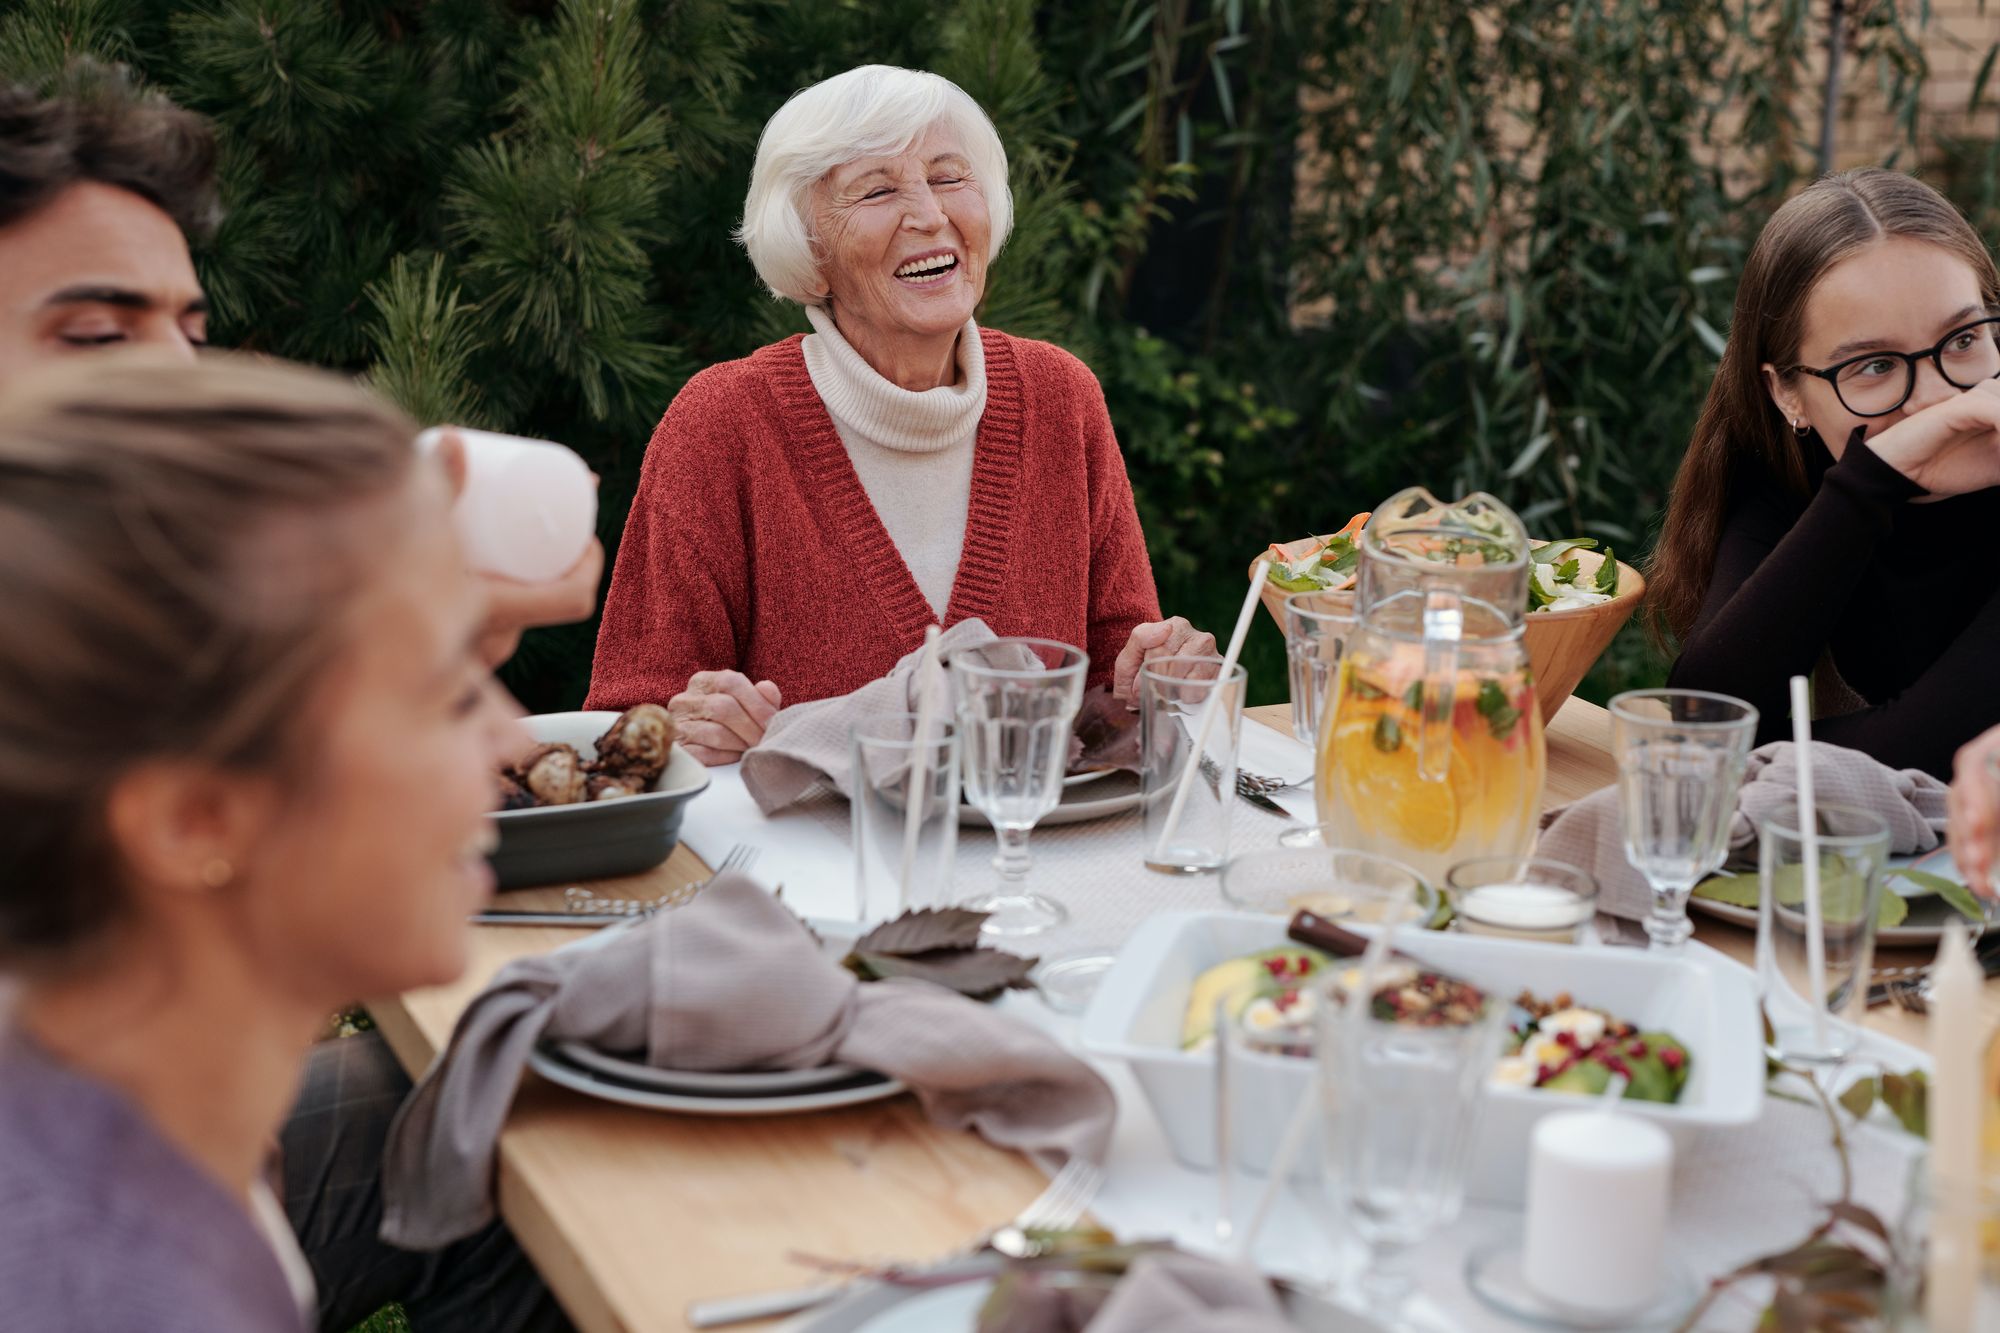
[{"x1": 416, "y1": 427, "x2": 597, "y2": 583}]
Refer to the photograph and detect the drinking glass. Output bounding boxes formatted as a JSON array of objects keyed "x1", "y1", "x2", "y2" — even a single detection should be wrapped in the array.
[
  {"x1": 1609, "y1": 689, "x2": 1759, "y2": 953},
  {"x1": 1755, "y1": 805, "x2": 1890, "y2": 1065},
  {"x1": 849, "y1": 713, "x2": 960, "y2": 922},
  {"x1": 1285, "y1": 590, "x2": 1355, "y2": 748},
  {"x1": 1318, "y1": 976, "x2": 1507, "y2": 1326},
  {"x1": 1444, "y1": 856, "x2": 1598, "y2": 944},
  {"x1": 1220, "y1": 841, "x2": 1435, "y2": 924},
  {"x1": 1213, "y1": 992, "x2": 1321, "y2": 1247},
  {"x1": 1141, "y1": 656, "x2": 1247, "y2": 874},
  {"x1": 949, "y1": 638, "x2": 1088, "y2": 936}
]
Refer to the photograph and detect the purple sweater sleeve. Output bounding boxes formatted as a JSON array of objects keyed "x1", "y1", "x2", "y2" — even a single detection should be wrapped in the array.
[{"x1": 1668, "y1": 435, "x2": 2000, "y2": 775}]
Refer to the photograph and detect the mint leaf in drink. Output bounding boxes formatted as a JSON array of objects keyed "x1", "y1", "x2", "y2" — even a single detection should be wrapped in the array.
[
  {"x1": 1474, "y1": 678, "x2": 1522, "y2": 739},
  {"x1": 1403, "y1": 681, "x2": 1424, "y2": 712},
  {"x1": 1373, "y1": 714, "x2": 1402, "y2": 752}
]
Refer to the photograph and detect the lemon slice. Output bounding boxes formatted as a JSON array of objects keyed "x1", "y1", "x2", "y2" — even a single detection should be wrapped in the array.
[{"x1": 1332, "y1": 711, "x2": 1462, "y2": 852}]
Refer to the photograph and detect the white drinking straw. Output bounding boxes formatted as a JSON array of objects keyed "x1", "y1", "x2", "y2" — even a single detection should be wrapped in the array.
[
  {"x1": 1150, "y1": 561, "x2": 1270, "y2": 865},
  {"x1": 1789, "y1": 675, "x2": 1831, "y2": 1054},
  {"x1": 897, "y1": 625, "x2": 943, "y2": 907}
]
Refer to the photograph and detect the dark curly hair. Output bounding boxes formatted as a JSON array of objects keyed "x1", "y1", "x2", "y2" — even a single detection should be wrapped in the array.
[{"x1": 0, "y1": 60, "x2": 220, "y2": 241}]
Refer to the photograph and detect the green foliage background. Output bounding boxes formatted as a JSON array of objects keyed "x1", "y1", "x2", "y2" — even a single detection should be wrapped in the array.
[{"x1": 5, "y1": 0, "x2": 1997, "y2": 710}]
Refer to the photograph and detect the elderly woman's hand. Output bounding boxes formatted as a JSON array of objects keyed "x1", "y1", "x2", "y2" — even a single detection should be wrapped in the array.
[
  {"x1": 1112, "y1": 617, "x2": 1220, "y2": 704},
  {"x1": 670, "y1": 671, "x2": 784, "y2": 765},
  {"x1": 1947, "y1": 724, "x2": 2000, "y2": 900}
]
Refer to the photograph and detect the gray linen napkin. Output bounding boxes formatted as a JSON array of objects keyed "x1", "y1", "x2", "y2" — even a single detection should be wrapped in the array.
[
  {"x1": 740, "y1": 617, "x2": 997, "y2": 813},
  {"x1": 377, "y1": 874, "x2": 1115, "y2": 1248},
  {"x1": 1086, "y1": 1252, "x2": 1295, "y2": 1333},
  {"x1": 1538, "y1": 740, "x2": 1948, "y2": 920}
]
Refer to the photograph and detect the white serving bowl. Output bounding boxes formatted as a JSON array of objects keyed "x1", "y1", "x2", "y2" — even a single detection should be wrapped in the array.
[
  {"x1": 1077, "y1": 912, "x2": 1764, "y2": 1205},
  {"x1": 489, "y1": 711, "x2": 710, "y2": 890}
]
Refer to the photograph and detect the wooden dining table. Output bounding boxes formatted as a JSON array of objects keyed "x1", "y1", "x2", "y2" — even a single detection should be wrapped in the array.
[{"x1": 369, "y1": 697, "x2": 1958, "y2": 1332}]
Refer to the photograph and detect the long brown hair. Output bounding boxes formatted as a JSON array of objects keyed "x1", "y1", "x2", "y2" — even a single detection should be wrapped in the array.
[
  {"x1": 1648, "y1": 169, "x2": 2000, "y2": 643},
  {"x1": 0, "y1": 353, "x2": 419, "y2": 970}
]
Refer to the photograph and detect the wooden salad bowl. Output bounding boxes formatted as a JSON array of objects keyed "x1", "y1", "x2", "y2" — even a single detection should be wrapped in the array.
[{"x1": 1250, "y1": 537, "x2": 1646, "y2": 724}]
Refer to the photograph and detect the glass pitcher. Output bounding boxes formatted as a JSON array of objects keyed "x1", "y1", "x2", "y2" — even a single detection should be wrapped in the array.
[{"x1": 1313, "y1": 489, "x2": 1547, "y2": 884}]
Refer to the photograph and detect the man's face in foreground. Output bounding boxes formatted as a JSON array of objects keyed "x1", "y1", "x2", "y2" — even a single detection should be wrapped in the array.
[{"x1": 0, "y1": 179, "x2": 207, "y2": 388}]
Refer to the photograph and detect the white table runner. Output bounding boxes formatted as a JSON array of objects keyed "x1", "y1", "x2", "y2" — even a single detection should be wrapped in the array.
[{"x1": 682, "y1": 733, "x2": 1931, "y2": 1330}]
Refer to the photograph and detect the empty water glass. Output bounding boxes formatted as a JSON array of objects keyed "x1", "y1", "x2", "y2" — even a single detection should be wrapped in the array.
[
  {"x1": 1610, "y1": 689, "x2": 1759, "y2": 952},
  {"x1": 1141, "y1": 656, "x2": 1247, "y2": 874},
  {"x1": 1318, "y1": 975, "x2": 1507, "y2": 1325},
  {"x1": 1756, "y1": 804, "x2": 1890, "y2": 1065},
  {"x1": 849, "y1": 713, "x2": 960, "y2": 922},
  {"x1": 949, "y1": 638, "x2": 1088, "y2": 936},
  {"x1": 1285, "y1": 590, "x2": 1355, "y2": 747}
]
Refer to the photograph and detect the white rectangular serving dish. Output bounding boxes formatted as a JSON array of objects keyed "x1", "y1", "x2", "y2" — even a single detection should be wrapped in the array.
[{"x1": 1078, "y1": 912, "x2": 1765, "y2": 1205}]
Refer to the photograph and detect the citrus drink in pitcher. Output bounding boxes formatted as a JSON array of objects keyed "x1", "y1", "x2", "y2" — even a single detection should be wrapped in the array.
[
  {"x1": 1315, "y1": 489, "x2": 1547, "y2": 884},
  {"x1": 1316, "y1": 645, "x2": 1544, "y2": 884}
]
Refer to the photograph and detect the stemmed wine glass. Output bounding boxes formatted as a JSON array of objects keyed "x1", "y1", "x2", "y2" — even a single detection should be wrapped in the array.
[
  {"x1": 949, "y1": 638, "x2": 1088, "y2": 936},
  {"x1": 1609, "y1": 689, "x2": 1759, "y2": 952}
]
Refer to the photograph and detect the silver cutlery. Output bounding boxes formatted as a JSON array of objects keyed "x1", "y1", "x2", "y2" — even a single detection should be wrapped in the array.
[
  {"x1": 1236, "y1": 768, "x2": 1311, "y2": 798},
  {"x1": 1196, "y1": 756, "x2": 1291, "y2": 816},
  {"x1": 684, "y1": 1159, "x2": 1104, "y2": 1327},
  {"x1": 1865, "y1": 931, "x2": 2000, "y2": 1008},
  {"x1": 472, "y1": 844, "x2": 758, "y2": 926}
]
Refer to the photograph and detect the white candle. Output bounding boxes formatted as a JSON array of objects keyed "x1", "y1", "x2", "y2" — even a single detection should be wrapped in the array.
[
  {"x1": 1927, "y1": 922, "x2": 1983, "y2": 1329},
  {"x1": 417, "y1": 427, "x2": 597, "y2": 583},
  {"x1": 1523, "y1": 1108, "x2": 1673, "y2": 1317},
  {"x1": 1456, "y1": 883, "x2": 1592, "y2": 942}
]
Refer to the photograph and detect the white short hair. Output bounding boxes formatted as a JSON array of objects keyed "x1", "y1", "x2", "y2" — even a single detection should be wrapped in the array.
[{"x1": 737, "y1": 65, "x2": 1013, "y2": 306}]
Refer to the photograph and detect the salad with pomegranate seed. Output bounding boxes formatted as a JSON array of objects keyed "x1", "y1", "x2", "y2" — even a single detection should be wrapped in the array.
[{"x1": 1493, "y1": 990, "x2": 1691, "y2": 1103}]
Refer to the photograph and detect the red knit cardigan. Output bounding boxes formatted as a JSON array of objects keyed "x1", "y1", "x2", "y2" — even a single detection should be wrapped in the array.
[{"x1": 584, "y1": 328, "x2": 1163, "y2": 710}]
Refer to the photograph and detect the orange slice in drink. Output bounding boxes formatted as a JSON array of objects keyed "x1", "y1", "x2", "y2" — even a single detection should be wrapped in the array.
[{"x1": 1330, "y1": 710, "x2": 1462, "y2": 853}]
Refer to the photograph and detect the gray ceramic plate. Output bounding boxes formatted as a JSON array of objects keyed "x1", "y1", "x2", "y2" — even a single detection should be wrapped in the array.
[
  {"x1": 528, "y1": 1045, "x2": 904, "y2": 1117},
  {"x1": 548, "y1": 1039, "x2": 864, "y2": 1097},
  {"x1": 959, "y1": 769, "x2": 1143, "y2": 828},
  {"x1": 489, "y1": 711, "x2": 710, "y2": 890}
]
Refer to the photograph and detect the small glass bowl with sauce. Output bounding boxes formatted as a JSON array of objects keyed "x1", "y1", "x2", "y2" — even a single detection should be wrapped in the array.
[
  {"x1": 1444, "y1": 856, "x2": 1598, "y2": 945},
  {"x1": 1220, "y1": 828, "x2": 1436, "y2": 925}
]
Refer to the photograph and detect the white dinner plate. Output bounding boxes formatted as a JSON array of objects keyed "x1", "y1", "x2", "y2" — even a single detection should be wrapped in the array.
[
  {"x1": 783, "y1": 1269, "x2": 1386, "y2": 1332},
  {"x1": 959, "y1": 770, "x2": 1143, "y2": 828},
  {"x1": 529, "y1": 1044, "x2": 907, "y2": 1117},
  {"x1": 1689, "y1": 847, "x2": 1994, "y2": 947}
]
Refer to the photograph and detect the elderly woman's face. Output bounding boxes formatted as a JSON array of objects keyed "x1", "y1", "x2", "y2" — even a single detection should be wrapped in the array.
[{"x1": 813, "y1": 124, "x2": 990, "y2": 345}]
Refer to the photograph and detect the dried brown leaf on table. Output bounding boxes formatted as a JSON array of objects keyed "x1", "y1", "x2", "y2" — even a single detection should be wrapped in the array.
[
  {"x1": 1838, "y1": 1080, "x2": 1877, "y2": 1122},
  {"x1": 1881, "y1": 1070, "x2": 1929, "y2": 1138},
  {"x1": 1071, "y1": 685, "x2": 1141, "y2": 774},
  {"x1": 848, "y1": 947, "x2": 1038, "y2": 1000},
  {"x1": 1823, "y1": 1201, "x2": 1892, "y2": 1247},
  {"x1": 852, "y1": 907, "x2": 990, "y2": 955}
]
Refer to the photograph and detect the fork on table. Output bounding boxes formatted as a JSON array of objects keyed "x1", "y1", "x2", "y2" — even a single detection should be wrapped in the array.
[
  {"x1": 470, "y1": 843, "x2": 759, "y2": 926},
  {"x1": 684, "y1": 1158, "x2": 1106, "y2": 1327}
]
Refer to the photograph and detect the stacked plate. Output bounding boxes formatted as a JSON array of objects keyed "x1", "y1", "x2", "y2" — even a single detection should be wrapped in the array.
[
  {"x1": 528, "y1": 1039, "x2": 906, "y2": 1116},
  {"x1": 524, "y1": 917, "x2": 904, "y2": 1116}
]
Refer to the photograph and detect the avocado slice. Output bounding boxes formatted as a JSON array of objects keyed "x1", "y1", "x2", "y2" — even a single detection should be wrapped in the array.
[
  {"x1": 1180, "y1": 946, "x2": 1331, "y2": 1050},
  {"x1": 1541, "y1": 1060, "x2": 1613, "y2": 1097}
]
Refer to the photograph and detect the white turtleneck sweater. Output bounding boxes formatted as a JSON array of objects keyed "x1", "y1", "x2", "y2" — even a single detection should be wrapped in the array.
[{"x1": 801, "y1": 305, "x2": 985, "y2": 616}]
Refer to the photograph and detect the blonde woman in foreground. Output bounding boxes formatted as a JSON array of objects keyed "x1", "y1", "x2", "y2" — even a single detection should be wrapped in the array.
[{"x1": 0, "y1": 355, "x2": 523, "y2": 1330}]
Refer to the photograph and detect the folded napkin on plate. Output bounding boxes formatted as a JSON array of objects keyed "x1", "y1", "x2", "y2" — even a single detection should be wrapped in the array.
[
  {"x1": 378, "y1": 874, "x2": 1115, "y2": 1248},
  {"x1": 1538, "y1": 740, "x2": 1948, "y2": 920},
  {"x1": 1085, "y1": 1252, "x2": 1296, "y2": 1333},
  {"x1": 741, "y1": 617, "x2": 997, "y2": 814}
]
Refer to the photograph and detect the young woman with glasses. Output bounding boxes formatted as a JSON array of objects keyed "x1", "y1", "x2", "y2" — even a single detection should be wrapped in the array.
[{"x1": 1649, "y1": 168, "x2": 2000, "y2": 777}]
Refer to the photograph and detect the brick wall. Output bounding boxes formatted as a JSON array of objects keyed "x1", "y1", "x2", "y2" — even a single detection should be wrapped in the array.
[{"x1": 1818, "y1": 1, "x2": 1999, "y2": 169}]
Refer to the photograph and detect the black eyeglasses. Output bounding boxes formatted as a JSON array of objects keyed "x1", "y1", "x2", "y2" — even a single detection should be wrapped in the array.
[{"x1": 1788, "y1": 314, "x2": 2000, "y2": 417}]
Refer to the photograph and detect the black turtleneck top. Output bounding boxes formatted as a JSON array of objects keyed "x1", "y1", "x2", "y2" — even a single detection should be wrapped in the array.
[{"x1": 1666, "y1": 428, "x2": 2000, "y2": 778}]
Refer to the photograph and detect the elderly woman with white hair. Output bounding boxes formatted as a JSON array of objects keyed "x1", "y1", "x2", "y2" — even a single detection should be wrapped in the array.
[{"x1": 586, "y1": 64, "x2": 1215, "y2": 763}]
